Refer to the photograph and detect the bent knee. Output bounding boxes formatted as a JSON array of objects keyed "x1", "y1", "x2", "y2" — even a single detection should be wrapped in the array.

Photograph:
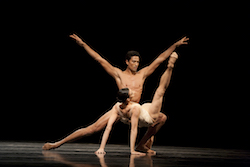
[
  {"x1": 163, "y1": 114, "x2": 168, "y2": 122},
  {"x1": 160, "y1": 113, "x2": 167, "y2": 123}
]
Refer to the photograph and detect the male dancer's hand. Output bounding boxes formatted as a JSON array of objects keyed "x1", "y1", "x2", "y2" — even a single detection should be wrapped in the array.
[
  {"x1": 69, "y1": 34, "x2": 86, "y2": 47},
  {"x1": 175, "y1": 36, "x2": 189, "y2": 46}
]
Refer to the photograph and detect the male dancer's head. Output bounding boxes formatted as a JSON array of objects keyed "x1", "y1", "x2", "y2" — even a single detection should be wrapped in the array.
[{"x1": 125, "y1": 51, "x2": 141, "y2": 72}]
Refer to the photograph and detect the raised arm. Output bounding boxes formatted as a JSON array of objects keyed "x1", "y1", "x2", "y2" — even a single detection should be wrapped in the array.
[
  {"x1": 70, "y1": 34, "x2": 121, "y2": 79},
  {"x1": 95, "y1": 105, "x2": 119, "y2": 155},
  {"x1": 142, "y1": 36, "x2": 189, "y2": 78}
]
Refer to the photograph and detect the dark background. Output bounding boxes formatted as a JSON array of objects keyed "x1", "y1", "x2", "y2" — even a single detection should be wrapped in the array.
[{"x1": 2, "y1": 1, "x2": 250, "y2": 149}]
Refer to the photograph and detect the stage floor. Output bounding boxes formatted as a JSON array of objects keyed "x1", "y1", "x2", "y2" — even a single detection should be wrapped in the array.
[{"x1": 0, "y1": 141, "x2": 249, "y2": 167}]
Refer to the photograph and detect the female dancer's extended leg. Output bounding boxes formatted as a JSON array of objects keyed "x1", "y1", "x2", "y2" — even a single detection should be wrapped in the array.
[
  {"x1": 148, "y1": 53, "x2": 177, "y2": 119},
  {"x1": 136, "y1": 54, "x2": 178, "y2": 153}
]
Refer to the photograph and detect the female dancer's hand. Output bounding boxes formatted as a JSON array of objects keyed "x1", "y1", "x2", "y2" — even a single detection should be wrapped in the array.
[
  {"x1": 95, "y1": 148, "x2": 106, "y2": 155},
  {"x1": 131, "y1": 150, "x2": 146, "y2": 156}
]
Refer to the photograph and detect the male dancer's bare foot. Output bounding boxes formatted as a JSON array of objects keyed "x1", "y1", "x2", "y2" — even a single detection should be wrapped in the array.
[
  {"x1": 146, "y1": 149, "x2": 156, "y2": 155},
  {"x1": 136, "y1": 145, "x2": 156, "y2": 155},
  {"x1": 42, "y1": 142, "x2": 60, "y2": 150}
]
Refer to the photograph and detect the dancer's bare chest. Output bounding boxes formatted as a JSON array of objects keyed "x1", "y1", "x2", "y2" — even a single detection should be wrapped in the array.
[{"x1": 120, "y1": 73, "x2": 144, "y2": 90}]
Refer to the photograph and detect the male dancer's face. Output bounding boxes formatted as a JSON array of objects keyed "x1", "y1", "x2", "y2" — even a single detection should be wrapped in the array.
[{"x1": 126, "y1": 56, "x2": 140, "y2": 72}]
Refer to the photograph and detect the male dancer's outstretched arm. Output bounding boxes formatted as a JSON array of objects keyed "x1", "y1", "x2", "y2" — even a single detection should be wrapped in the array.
[
  {"x1": 141, "y1": 36, "x2": 188, "y2": 78},
  {"x1": 69, "y1": 34, "x2": 121, "y2": 80}
]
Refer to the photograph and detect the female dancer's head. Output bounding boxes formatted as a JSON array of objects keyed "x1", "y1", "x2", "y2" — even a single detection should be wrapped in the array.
[{"x1": 117, "y1": 88, "x2": 134, "y2": 103}]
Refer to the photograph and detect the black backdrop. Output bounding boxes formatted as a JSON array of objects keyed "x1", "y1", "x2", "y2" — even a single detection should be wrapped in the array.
[{"x1": 2, "y1": 1, "x2": 250, "y2": 149}]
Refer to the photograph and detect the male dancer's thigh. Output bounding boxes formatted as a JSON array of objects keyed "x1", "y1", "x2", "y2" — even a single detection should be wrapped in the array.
[{"x1": 88, "y1": 110, "x2": 113, "y2": 133}]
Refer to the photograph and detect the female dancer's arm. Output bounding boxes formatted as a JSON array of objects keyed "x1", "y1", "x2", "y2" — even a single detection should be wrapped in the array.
[
  {"x1": 95, "y1": 106, "x2": 119, "y2": 154},
  {"x1": 130, "y1": 107, "x2": 146, "y2": 155}
]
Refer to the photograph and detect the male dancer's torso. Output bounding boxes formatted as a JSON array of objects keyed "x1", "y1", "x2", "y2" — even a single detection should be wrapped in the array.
[{"x1": 115, "y1": 70, "x2": 146, "y2": 103}]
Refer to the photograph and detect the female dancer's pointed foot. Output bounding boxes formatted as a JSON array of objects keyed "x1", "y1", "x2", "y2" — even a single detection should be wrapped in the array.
[
  {"x1": 168, "y1": 52, "x2": 178, "y2": 68},
  {"x1": 170, "y1": 52, "x2": 178, "y2": 59},
  {"x1": 42, "y1": 142, "x2": 59, "y2": 150}
]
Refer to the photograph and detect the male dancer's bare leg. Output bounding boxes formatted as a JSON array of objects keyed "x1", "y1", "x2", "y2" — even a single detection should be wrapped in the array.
[
  {"x1": 136, "y1": 54, "x2": 178, "y2": 154},
  {"x1": 136, "y1": 113, "x2": 167, "y2": 154},
  {"x1": 42, "y1": 111, "x2": 113, "y2": 150}
]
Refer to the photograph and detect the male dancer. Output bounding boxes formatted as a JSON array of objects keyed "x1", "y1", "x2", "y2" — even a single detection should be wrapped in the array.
[{"x1": 42, "y1": 34, "x2": 188, "y2": 150}]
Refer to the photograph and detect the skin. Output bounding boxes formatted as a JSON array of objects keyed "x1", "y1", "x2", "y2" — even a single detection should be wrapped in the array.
[
  {"x1": 42, "y1": 34, "x2": 188, "y2": 151},
  {"x1": 95, "y1": 55, "x2": 178, "y2": 155}
]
